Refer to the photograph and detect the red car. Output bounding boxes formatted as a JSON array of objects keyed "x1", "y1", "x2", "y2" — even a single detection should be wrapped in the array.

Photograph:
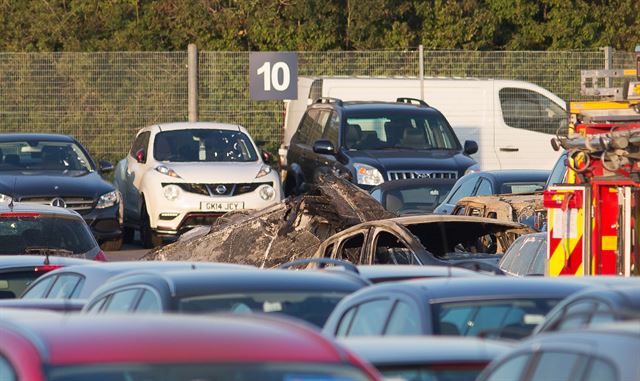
[{"x1": 0, "y1": 312, "x2": 382, "y2": 381}]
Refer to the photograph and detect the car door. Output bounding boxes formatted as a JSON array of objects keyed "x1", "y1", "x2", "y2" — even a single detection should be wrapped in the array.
[{"x1": 124, "y1": 131, "x2": 151, "y2": 221}]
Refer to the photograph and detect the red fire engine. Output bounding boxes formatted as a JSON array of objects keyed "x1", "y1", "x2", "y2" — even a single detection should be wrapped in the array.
[{"x1": 544, "y1": 48, "x2": 640, "y2": 276}]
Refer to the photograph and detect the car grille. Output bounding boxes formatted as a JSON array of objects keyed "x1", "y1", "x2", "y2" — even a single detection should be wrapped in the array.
[
  {"x1": 18, "y1": 196, "x2": 95, "y2": 214},
  {"x1": 387, "y1": 170, "x2": 458, "y2": 181},
  {"x1": 164, "y1": 182, "x2": 273, "y2": 197}
]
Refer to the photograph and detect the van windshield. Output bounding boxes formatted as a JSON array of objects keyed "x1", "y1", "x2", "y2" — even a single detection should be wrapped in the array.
[{"x1": 344, "y1": 110, "x2": 460, "y2": 151}]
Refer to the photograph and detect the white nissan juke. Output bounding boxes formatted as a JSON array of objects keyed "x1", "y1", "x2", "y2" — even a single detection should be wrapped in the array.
[{"x1": 114, "y1": 122, "x2": 282, "y2": 248}]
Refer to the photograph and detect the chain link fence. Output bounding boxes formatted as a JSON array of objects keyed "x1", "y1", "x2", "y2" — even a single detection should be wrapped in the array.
[{"x1": 0, "y1": 48, "x2": 636, "y2": 161}]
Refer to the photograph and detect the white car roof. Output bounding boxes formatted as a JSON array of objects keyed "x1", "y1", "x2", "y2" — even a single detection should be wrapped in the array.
[{"x1": 138, "y1": 122, "x2": 247, "y2": 135}]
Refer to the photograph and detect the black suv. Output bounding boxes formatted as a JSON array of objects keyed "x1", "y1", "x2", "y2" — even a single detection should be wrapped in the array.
[{"x1": 285, "y1": 98, "x2": 478, "y2": 194}]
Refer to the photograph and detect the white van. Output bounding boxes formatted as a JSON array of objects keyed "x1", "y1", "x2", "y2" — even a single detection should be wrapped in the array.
[{"x1": 281, "y1": 77, "x2": 567, "y2": 171}]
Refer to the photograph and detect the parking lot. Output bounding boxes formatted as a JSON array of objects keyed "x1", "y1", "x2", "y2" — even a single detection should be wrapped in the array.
[{"x1": 1, "y1": 5, "x2": 640, "y2": 379}]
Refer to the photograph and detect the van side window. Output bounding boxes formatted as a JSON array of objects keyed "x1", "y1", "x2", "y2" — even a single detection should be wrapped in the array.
[
  {"x1": 296, "y1": 109, "x2": 320, "y2": 145},
  {"x1": 499, "y1": 88, "x2": 565, "y2": 134}
]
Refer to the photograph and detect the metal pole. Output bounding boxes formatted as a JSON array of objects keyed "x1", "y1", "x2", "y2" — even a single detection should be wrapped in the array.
[
  {"x1": 604, "y1": 46, "x2": 613, "y2": 88},
  {"x1": 188, "y1": 43, "x2": 198, "y2": 122},
  {"x1": 419, "y1": 45, "x2": 424, "y2": 101}
]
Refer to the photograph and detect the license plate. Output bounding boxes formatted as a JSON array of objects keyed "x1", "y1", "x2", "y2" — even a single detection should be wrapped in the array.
[{"x1": 200, "y1": 201, "x2": 244, "y2": 212}]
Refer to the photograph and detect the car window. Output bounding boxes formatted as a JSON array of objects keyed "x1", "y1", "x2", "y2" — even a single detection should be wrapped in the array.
[
  {"x1": 557, "y1": 300, "x2": 594, "y2": 330},
  {"x1": 0, "y1": 140, "x2": 94, "y2": 172},
  {"x1": 530, "y1": 239, "x2": 548, "y2": 275},
  {"x1": 322, "y1": 243, "x2": 335, "y2": 258},
  {"x1": 0, "y1": 355, "x2": 16, "y2": 381},
  {"x1": 103, "y1": 289, "x2": 141, "y2": 313},
  {"x1": 154, "y1": 129, "x2": 258, "y2": 163},
  {"x1": 130, "y1": 131, "x2": 150, "y2": 158},
  {"x1": 434, "y1": 299, "x2": 557, "y2": 338},
  {"x1": 296, "y1": 109, "x2": 322, "y2": 145},
  {"x1": 484, "y1": 354, "x2": 530, "y2": 381},
  {"x1": 347, "y1": 299, "x2": 393, "y2": 337},
  {"x1": 589, "y1": 301, "x2": 615, "y2": 325},
  {"x1": 0, "y1": 214, "x2": 97, "y2": 255},
  {"x1": 475, "y1": 178, "x2": 493, "y2": 196},
  {"x1": 134, "y1": 290, "x2": 162, "y2": 313},
  {"x1": 336, "y1": 307, "x2": 357, "y2": 337},
  {"x1": 21, "y1": 275, "x2": 56, "y2": 299},
  {"x1": 46, "y1": 274, "x2": 84, "y2": 299},
  {"x1": 529, "y1": 352, "x2": 584, "y2": 381},
  {"x1": 505, "y1": 236, "x2": 543, "y2": 276},
  {"x1": 499, "y1": 235, "x2": 526, "y2": 270},
  {"x1": 85, "y1": 297, "x2": 109, "y2": 313},
  {"x1": 337, "y1": 233, "x2": 366, "y2": 264},
  {"x1": 385, "y1": 301, "x2": 421, "y2": 335},
  {"x1": 500, "y1": 182, "x2": 545, "y2": 194},
  {"x1": 546, "y1": 152, "x2": 567, "y2": 188},
  {"x1": 373, "y1": 231, "x2": 417, "y2": 265},
  {"x1": 370, "y1": 189, "x2": 382, "y2": 203},
  {"x1": 344, "y1": 109, "x2": 459, "y2": 151},
  {"x1": 322, "y1": 111, "x2": 340, "y2": 148},
  {"x1": 447, "y1": 177, "x2": 478, "y2": 204},
  {"x1": 499, "y1": 88, "x2": 566, "y2": 134},
  {"x1": 583, "y1": 358, "x2": 617, "y2": 381}
]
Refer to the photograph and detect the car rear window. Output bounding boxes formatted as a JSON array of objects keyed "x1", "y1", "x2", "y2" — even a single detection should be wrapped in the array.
[
  {"x1": 500, "y1": 182, "x2": 545, "y2": 194},
  {"x1": 432, "y1": 298, "x2": 559, "y2": 339},
  {"x1": 178, "y1": 292, "x2": 348, "y2": 327},
  {"x1": 0, "y1": 214, "x2": 96, "y2": 255},
  {"x1": 48, "y1": 362, "x2": 371, "y2": 381},
  {"x1": 0, "y1": 270, "x2": 47, "y2": 299}
]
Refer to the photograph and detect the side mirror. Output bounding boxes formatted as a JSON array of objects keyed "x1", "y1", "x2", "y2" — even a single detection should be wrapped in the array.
[
  {"x1": 463, "y1": 140, "x2": 478, "y2": 155},
  {"x1": 313, "y1": 140, "x2": 336, "y2": 155},
  {"x1": 99, "y1": 160, "x2": 114, "y2": 173},
  {"x1": 261, "y1": 150, "x2": 273, "y2": 164},
  {"x1": 135, "y1": 149, "x2": 146, "y2": 163},
  {"x1": 255, "y1": 139, "x2": 266, "y2": 147}
]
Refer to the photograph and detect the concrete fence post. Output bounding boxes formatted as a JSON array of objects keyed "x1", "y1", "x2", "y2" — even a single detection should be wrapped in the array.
[
  {"x1": 603, "y1": 46, "x2": 613, "y2": 88},
  {"x1": 188, "y1": 43, "x2": 198, "y2": 122}
]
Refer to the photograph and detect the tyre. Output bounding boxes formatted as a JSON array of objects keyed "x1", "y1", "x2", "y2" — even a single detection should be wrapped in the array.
[
  {"x1": 100, "y1": 237, "x2": 123, "y2": 251},
  {"x1": 122, "y1": 227, "x2": 135, "y2": 244},
  {"x1": 140, "y1": 203, "x2": 163, "y2": 249}
]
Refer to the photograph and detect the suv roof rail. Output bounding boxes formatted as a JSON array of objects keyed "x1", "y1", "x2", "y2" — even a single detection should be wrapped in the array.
[
  {"x1": 396, "y1": 97, "x2": 430, "y2": 107},
  {"x1": 314, "y1": 97, "x2": 343, "y2": 106}
]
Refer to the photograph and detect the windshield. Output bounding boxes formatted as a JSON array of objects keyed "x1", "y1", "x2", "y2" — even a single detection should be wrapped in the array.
[
  {"x1": 0, "y1": 140, "x2": 93, "y2": 173},
  {"x1": 179, "y1": 292, "x2": 347, "y2": 327},
  {"x1": 0, "y1": 215, "x2": 96, "y2": 255},
  {"x1": 379, "y1": 364, "x2": 487, "y2": 381},
  {"x1": 383, "y1": 183, "x2": 455, "y2": 214},
  {"x1": 154, "y1": 129, "x2": 258, "y2": 162},
  {"x1": 48, "y1": 363, "x2": 370, "y2": 381},
  {"x1": 344, "y1": 110, "x2": 460, "y2": 151},
  {"x1": 432, "y1": 298, "x2": 559, "y2": 339},
  {"x1": 0, "y1": 271, "x2": 46, "y2": 299}
]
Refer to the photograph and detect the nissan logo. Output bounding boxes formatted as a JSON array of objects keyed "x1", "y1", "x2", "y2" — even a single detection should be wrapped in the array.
[
  {"x1": 215, "y1": 185, "x2": 227, "y2": 195},
  {"x1": 51, "y1": 197, "x2": 66, "y2": 208}
]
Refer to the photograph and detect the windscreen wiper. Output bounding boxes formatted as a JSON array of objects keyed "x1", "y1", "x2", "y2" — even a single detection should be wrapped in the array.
[{"x1": 24, "y1": 247, "x2": 74, "y2": 256}]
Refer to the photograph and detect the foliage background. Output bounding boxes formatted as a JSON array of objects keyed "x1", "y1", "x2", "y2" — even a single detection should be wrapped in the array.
[{"x1": 0, "y1": 0, "x2": 638, "y2": 163}]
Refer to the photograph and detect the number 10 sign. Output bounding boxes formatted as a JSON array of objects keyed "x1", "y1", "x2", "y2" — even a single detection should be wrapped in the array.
[{"x1": 249, "y1": 52, "x2": 298, "y2": 100}]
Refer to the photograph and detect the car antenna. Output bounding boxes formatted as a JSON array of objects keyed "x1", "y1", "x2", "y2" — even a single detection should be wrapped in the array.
[
  {"x1": 8, "y1": 177, "x2": 16, "y2": 211},
  {"x1": 44, "y1": 252, "x2": 50, "y2": 265},
  {"x1": 447, "y1": 265, "x2": 452, "y2": 278}
]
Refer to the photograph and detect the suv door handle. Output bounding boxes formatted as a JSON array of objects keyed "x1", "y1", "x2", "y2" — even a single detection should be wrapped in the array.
[{"x1": 499, "y1": 147, "x2": 519, "y2": 152}]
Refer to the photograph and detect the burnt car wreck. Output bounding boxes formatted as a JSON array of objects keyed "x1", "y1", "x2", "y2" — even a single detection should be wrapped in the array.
[
  {"x1": 146, "y1": 174, "x2": 533, "y2": 269},
  {"x1": 145, "y1": 173, "x2": 395, "y2": 267}
]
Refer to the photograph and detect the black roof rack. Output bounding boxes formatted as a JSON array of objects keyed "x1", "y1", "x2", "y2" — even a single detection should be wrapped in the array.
[
  {"x1": 396, "y1": 97, "x2": 429, "y2": 107},
  {"x1": 314, "y1": 97, "x2": 343, "y2": 106}
]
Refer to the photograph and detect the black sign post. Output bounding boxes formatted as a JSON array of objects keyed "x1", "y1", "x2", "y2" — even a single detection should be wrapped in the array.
[{"x1": 250, "y1": 52, "x2": 298, "y2": 101}]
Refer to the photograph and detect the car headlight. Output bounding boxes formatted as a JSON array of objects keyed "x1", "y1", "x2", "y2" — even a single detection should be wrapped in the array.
[
  {"x1": 96, "y1": 190, "x2": 120, "y2": 209},
  {"x1": 258, "y1": 185, "x2": 276, "y2": 201},
  {"x1": 353, "y1": 163, "x2": 384, "y2": 186},
  {"x1": 155, "y1": 165, "x2": 181, "y2": 178},
  {"x1": 464, "y1": 164, "x2": 481, "y2": 175},
  {"x1": 256, "y1": 164, "x2": 272, "y2": 178},
  {"x1": 163, "y1": 184, "x2": 181, "y2": 201}
]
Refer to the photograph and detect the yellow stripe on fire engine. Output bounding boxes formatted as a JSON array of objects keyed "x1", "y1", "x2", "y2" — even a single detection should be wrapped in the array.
[
  {"x1": 548, "y1": 204, "x2": 585, "y2": 276},
  {"x1": 601, "y1": 236, "x2": 617, "y2": 251}
]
